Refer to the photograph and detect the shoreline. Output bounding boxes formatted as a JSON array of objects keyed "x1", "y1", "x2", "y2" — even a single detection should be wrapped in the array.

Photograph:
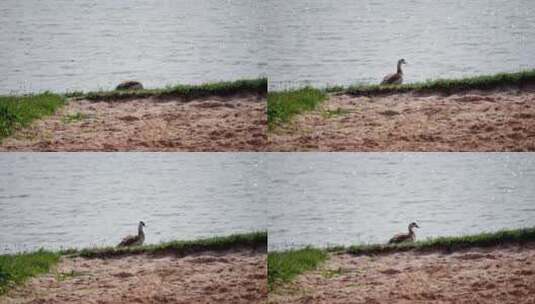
[
  {"x1": 268, "y1": 70, "x2": 535, "y2": 97},
  {"x1": 268, "y1": 227, "x2": 535, "y2": 289},
  {"x1": 343, "y1": 69, "x2": 535, "y2": 97},
  {"x1": 267, "y1": 69, "x2": 535, "y2": 126},
  {"x1": 0, "y1": 231, "x2": 266, "y2": 298},
  {"x1": 0, "y1": 78, "x2": 268, "y2": 151},
  {"x1": 65, "y1": 78, "x2": 267, "y2": 102},
  {"x1": 268, "y1": 71, "x2": 535, "y2": 151}
]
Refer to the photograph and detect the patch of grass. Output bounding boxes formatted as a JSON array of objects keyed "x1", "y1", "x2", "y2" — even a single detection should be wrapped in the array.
[
  {"x1": 340, "y1": 226, "x2": 535, "y2": 255},
  {"x1": 268, "y1": 87, "x2": 326, "y2": 128},
  {"x1": 268, "y1": 247, "x2": 327, "y2": 290},
  {"x1": 324, "y1": 85, "x2": 346, "y2": 93},
  {"x1": 66, "y1": 78, "x2": 267, "y2": 101},
  {"x1": 346, "y1": 69, "x2": 535, "y2": 96},
  {"x1": 0, "y1": 93, "x2": 65, "y2": 141},
  {"x1": 75, "y1": 231, "x2": 267, "y2": 258},
  {"x1": 0, "y1": 249, "x2": 60, "y2": 295},
  {"x1": 63, "y1": 91, "x2": 85, "y2": 98},
  {"x1": 61, "y1": 112, "x2": 87, "y2": 124}
]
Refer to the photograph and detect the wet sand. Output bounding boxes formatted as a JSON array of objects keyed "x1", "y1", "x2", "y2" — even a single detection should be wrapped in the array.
[
  {"x1": 2, "y1": 249, "x2": 267, "y2": 304},
  {"x1": 268, "y1": 89, "x2": 535, "y2": 151},
  {"x1": 269, "y1": 243, "x2": 535, "y2": 304},
  {"x1": 0, "y1": 95, "x2": 267, "y2": 151}
]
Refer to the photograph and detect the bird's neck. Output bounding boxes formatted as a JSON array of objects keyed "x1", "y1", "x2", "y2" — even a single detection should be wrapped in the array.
[
  {"x1": 138, "y1": 225, "x2": 144, "y2": 237},
  {"x1": 408, "y1": 226, "x2": 415, "y2": 235},
  {"x1": 397, "y1": 62, "x2": 403, "y2": 74}
]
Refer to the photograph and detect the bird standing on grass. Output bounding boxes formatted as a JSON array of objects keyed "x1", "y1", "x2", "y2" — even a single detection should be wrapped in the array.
[
  {"x1": 381, "y1": 59, "x2": 407, "y2": 85},
  {"x1": 388, "y1": 222, "x2": 419, "y2": 244},
  {"x1": 118, "y1": 221, "x2": 146, "y2": 247}
]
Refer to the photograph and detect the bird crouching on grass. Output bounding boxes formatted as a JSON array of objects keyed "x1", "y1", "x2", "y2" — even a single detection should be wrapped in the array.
[{"x1": 116, "y1": 80, "x2": 144, "y2": 90}]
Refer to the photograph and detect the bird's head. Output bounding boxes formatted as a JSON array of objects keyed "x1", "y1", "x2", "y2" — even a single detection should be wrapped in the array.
[
  {"x1": 409, "y1": 222, "x2": 419, "y2": 229},
  {"x1": 398, "y1": 58, "x2": 407, "y2": 65},
  {"x1": 139, "y1": 221, "x2": 146, "y2": 227}
]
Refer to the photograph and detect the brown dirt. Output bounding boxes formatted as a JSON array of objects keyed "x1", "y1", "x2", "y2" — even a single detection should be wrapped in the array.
[
  {"x1": 269, "y1": 244, "x2": 535, "y2": 304},
  {"x1": 268, "y1": 89, "x2": 535, "y2": 151},
  {"x1": 2, "y1": 250, "x2": 267, "y2": 304},
  {"x1": 0, "y1": 95, "x2": 267, "y2": 151}
]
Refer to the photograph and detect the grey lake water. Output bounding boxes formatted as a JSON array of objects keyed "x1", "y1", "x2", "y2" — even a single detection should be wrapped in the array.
[
  {"x1": 2, "y1": 153, "x2": 535, "y2": 253},
  {"x1": 266, "y1": 0, "x2": 535, "y2": 90},
  {"x1": 266, "y1": 153, "x2": 535, "y2": 251},
  {"x1": 0, "y1": 153, "x2": 266, "y2": 254},
  {"x1": 0, "y1": 0, "x2": 266, "y2": 94},
  {"x1": 2, "y1": 0, "x2": 533, "y2": 93}
]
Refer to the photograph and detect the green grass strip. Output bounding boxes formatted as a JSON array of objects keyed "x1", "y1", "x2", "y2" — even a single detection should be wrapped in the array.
[
  {"x1": 66, "y1": 78, "x2": 267, "y2": 101},
  {"x1": 344, "y1": 226, "x2": 535, "y2": 255},
  {"x1": 268, "y1": 247, "x2": 327, "y2": 290},
  {"x1": 0, "y1": 249, "x2": 60, "y2": 295},
  {"x1": 73, "y1": 231, "x2": 267, "y2": 258},
  {"x1": 267, "y1": 87, "x2": 326, "y2": 129},
  {"x1": 345, "y1": 69, "x2": 535, "y2": 96},
  {"x1": 0, "y1": 93, "x2": 65, "y2": 141}
]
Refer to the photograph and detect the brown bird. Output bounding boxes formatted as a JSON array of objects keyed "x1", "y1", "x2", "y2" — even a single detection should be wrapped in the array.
[
  {"x1": 116, "y1": 80, "x2": 143, "y2": 91},
  {"x1": 118, "y1": 221, "x2": 146, "y2": 247},
  {"x1": 380, "y1": 59, "x2": 407, "y2": 85},
  {"x1": 388, "y1": 222, "x2": 419, "y2": 244}
]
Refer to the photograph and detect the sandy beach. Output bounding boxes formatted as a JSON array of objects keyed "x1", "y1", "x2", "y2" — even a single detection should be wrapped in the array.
[
  {"x1": 2, "y1": 249, "x2": 267, "y2": 304},
  {"x1": 0, "y1": 95, "x2": 267, "y2": 151},
  {"x1": 269, "y1": 243, "x2": 535, "y2": 304},
  {"x1": 268, "y1": 89, "x2": 535, "y2": 151}
]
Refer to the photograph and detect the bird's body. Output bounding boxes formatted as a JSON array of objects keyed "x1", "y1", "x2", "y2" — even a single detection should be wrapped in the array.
[
  {"x1": 381, "y1": 59, "x2": 406, "y2": 85},
  {"x1": 116, "y1": 81, "x2": 143, "y2": 91},
  {"x1": 388, "y1": 222, "x2": 419, "y2": 244},
  {"x1": 118, "y1": 221, "x2": 146, "y2": 247}
]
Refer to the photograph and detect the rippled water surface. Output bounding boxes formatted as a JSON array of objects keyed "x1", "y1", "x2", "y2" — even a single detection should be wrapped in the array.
[
  {"x1": 0, "y1": 0, "x2": 266, "y2": 94},
  {"x1": 0, "y1": 153, "x2": 266, "y2": 254},
  {"x1": 266, "y1": 0, "x2": 535, "y2": 90},
  {"x1": 266, "y1": 153, "x2": 535, "y2": 251}
]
